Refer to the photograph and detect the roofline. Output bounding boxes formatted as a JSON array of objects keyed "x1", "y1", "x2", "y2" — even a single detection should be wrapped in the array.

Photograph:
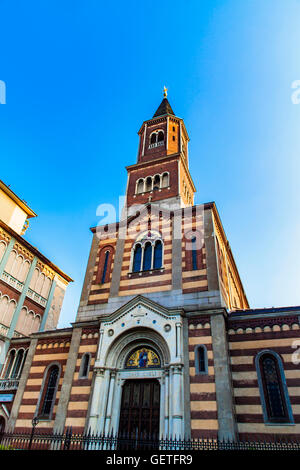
[
  {"x1": 0, "y1": 219, "x2": 73, "y2": 283},
  {"x1": 0, "y1": 180, "x2": 37, "y2": 218},
  {"x1": 230, "y1": 305, "x2": 300, "y2": 317}
]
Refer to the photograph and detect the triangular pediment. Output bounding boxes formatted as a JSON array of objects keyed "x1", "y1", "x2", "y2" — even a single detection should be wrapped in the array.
[{"x1": 99, "y1": 295, "x2": 184, "y2": 326}]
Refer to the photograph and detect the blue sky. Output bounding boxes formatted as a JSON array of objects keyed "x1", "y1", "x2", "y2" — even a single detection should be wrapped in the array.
[{"x1": 0, "y1": 0, "x2": 300, "y2": 327}]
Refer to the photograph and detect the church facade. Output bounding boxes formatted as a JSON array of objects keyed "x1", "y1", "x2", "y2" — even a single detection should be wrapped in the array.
[{"x1": 2, "y1": 94, "x2": 300, "y2": 442}]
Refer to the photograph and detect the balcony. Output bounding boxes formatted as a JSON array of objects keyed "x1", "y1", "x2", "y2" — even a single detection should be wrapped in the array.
[
  {"x1": 148, "y1": 141, "x2": 164, "y2": 149},
  {"x1": 0, "y1": 378, "x2": 19, "y2": 391},
  {"x1": 1, "y1": 271, "x2": 47, "y2": 308},
  {"x1": 26, "y1": 288, "x2": 47, "y2": 307},
  {"x1": 1, "y1": 271, "x2": 24, "y2": 293},
  {"x1": 0, "y1": 322, "x2": 24, "y2": 339}
]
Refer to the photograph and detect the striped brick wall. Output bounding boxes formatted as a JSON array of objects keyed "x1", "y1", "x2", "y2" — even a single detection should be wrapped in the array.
[
  {"x1": 229, "y1": 317, "x2": 300, "y2": 441},
  {"x1": 65, "y1": 327, "x2": 99, "y2": 432},
  {"x1": 88, "y1": 235, "x2": 117, "y2": 305},
  {"x1": 14, "y1": 335, "x2": 71, "y2": 432},
  {"x1": 182, "y1": 210, "x2": 208, "y2": 294},
  {"x1": 188, "y1": 317, "x2": 218, "y2": 438}
]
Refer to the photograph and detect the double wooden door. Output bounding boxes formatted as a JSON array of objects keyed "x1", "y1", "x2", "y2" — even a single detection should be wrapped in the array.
[{"x1": 118, "y1": 379, "x2": 160, "y2": 440}]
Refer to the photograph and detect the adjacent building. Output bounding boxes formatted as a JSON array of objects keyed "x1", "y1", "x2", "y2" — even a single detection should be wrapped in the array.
[{"x1": 0, "y1": 180, "x2": 72, "y2": 431}]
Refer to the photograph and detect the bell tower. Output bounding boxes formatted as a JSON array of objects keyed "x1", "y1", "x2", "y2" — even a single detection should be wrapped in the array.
[{"x1": 126, "y1": 88, "x2": 196, "y2": 210}]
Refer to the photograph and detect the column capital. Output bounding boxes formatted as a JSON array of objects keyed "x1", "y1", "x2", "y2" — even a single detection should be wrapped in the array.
[
  {"x1": 94, "y1": 367, "x2": 106, "y2": 377},
  {"x1": 170, "y1": 364, "x2": 183, "y2": 374}
]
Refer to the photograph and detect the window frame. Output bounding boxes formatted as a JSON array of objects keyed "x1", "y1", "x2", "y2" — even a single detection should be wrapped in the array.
[
  {"x1": 255, "y1": 350, "x2": 294, "y2": 425},
  {"x1": 130, "y1": 235, "x2": 164, "y2": 273},
  {"x1": 36, "y1": 363, "x2": 61, "y2": 421},
  {"x1": 194, "y1": 345, "x2": 208, "y2": 375},
  {"x1": 96, "y1": 246, "x2": 114, "y2": 285},
  {"x1": 79, "y1": 353, "x2": 91, "y2": 379}
]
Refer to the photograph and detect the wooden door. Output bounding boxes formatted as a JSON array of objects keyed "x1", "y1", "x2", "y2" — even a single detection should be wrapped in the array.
[{"x1": 118, "y1": 379, "x2": 160, "y2": 440}]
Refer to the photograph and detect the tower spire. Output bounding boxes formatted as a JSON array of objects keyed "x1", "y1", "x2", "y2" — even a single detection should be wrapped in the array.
[{"x1": 153, "y1": 89, "x2": 175, "y2": 118}]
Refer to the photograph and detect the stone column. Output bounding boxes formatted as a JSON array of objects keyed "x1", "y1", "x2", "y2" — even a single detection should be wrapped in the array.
[
  {"x1": 88, "y1": 367, "x2": 105, "y2": 433},
  {"x1": 104, "y1": 370, "x2": 116, "y2": 435},
  {"x1": 53, "y1": 327, "x2": 82, "y2": 433},
  {"x1": 171, "y1": 365, "x2": 183, "y2": 438},
  {"x1": 210, "y1": 313, "x2": 237, "y2": 441},
  {"x1": 164, "y1": 368, "x2": 170, "y2": 438},
  {"x1": 175, "y1": 322, "x2": 182, "y2": 360}
]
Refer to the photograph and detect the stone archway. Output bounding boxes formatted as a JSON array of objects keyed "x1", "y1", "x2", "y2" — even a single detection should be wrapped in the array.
[{"x1": 88, "y1": 326, "x2": 185, "y2": 439}]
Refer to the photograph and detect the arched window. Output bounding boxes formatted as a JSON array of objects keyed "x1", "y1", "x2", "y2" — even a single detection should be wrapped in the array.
[
  {"x1": 101, "y1": 251, "x2": 110, "y2": 284},
  {"x1": 256, "y1": 351, "x2": 293, "y2": 424},
  {"x1": 195, "y1": 345, "x2": 208, "y2": 374},
  {"x1": 131, "y1": 234, "x2": 164, "y2": 273},
  {"x1": 153, "y1": 174, "x2": 161, "y2": 191},
  {"x1": 153, "y1": 240, "x2": 162, "y2": 269},
  {"x1": 149, "y1": 130, "x2": 164, "y2": 148},
  {"x1": 11, "y1": 255, "x2": 23, "y2": 279},
  {"x1": 3, "y1": 350, "x2": 15, "y2": 378},
  {"x1": 29, "y1": 268, "x2": 40, "y2": 291},
  {"x1": 157, "y1": 131, "x2": 164, "y2": 142},
  {"x1": 150, "y1": 133, "x2": 156, "y2": 145},
  {"x1": 162, "y1": 173, "x2": 169, "y2": 188},
  {"x1": 185, "y1": 231, "x2": 203, "y2": 272},
  {"x1": 96, "y1": 246, "x2": 114, "y2": 284},
  {"x1": 143, "y1": 242, "x2": 152, "y2": 271},
  {"x1": 4, "y1": 250, "x2": 17, "y2": 275},
  {"x1": 145, "y1": 177, "x2": 153, "y2": 192},
  {"x1": 18, "y1": 260, "x2": 30, "y2": 283},
  {"x1": 11, "y1": 349, "x2": 24, "y2": 378},
  {"x1": 39, "y1": 364, "x2": 60, "y2": 419},
  {"x1": 136, "y1": 179, "x2": 144, "y2": 194},
  {"x1": 133, "y1": 244, "x2": 142, "y2": 272},
  {"x1": 79, "y1": 353, "x2": 91, "y2": 379},
  {"x1": 191, "y1": 236, "x2": 198, "y2": 270},
  {"x1": 0, "y1": 296, "x2": 9, "y2": 323}
]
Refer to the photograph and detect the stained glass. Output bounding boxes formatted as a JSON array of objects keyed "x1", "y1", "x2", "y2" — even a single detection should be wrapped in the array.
[{"x1": 262, "y1": 356, "x2": 286, "y2": 419}]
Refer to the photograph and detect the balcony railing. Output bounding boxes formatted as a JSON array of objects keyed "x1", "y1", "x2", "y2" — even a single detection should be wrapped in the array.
[
  {"x1": 0, "y1": 322, "x2": 24, "y2": 339},
  {"x1": 0, "y1": 271, "x2": 48, "y2": 308},
  {"x1": 0, "y1": 323, "x2": 9, "y2": 338},
  {"x1": 1, "y1": 271, "x2": 24, "y2": 293},
  {"x1": 26, "y1": 288, "x2": 47, "y2": 307},
  {"x1": 0, "y1": 378, "x2": 19, "y2": 391},
  {"x1": 148, "y1": 141, "x2": 164, "y2": 149}
]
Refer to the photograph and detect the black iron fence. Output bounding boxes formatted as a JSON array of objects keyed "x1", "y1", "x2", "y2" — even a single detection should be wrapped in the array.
[{"x1": 1, "y1": 428, "x2": 300, "y2": 451}]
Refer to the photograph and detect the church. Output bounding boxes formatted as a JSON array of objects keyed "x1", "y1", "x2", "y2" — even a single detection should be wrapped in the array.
[{"x1": 1, "y1": 91, "x2": 299, "y2": 443}]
